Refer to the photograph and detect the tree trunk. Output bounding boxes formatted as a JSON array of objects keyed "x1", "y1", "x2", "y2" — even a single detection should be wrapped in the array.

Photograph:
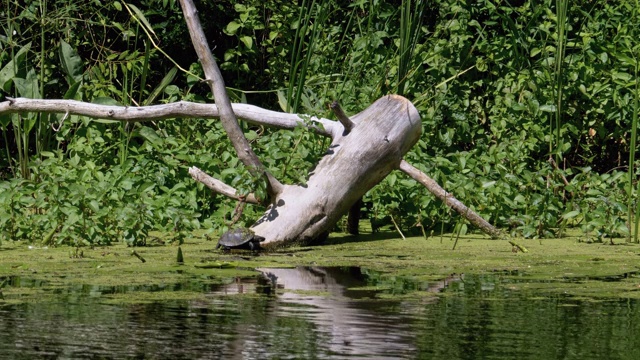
[
  {"x1": 252, "y1": 95, "x2": 421, "y2": 247},
  {"x1": 347, "y1": 198, "x2": 363, "y2": 235}
]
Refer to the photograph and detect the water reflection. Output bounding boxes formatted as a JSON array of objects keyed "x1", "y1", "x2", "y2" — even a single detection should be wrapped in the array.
[{"x1": 250, "y1": 266, "x2": 454, "y2": 359}]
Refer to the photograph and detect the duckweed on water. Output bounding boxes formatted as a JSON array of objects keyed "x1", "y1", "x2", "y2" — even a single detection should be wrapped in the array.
[{"x1": 1, "y1": 229, "x2": 640, "y2": 303}]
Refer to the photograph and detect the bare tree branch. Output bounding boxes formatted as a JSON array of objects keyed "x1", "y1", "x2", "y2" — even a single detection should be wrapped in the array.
[
  {"x1": 188, "y1": 166, "x2": 260, "y2": 204},
  {"x1": 178, "y1": 0, "x2": 283, "y2": 197},
  {"x1": 398, "y1": 160, "x2": 502, "y2": 238},
  {"x1": 0, "y1": 97, "x2": 337, "y2": 135},
  {"x1": 330, "y1": 100, "x2": 355, "y2": 133}
]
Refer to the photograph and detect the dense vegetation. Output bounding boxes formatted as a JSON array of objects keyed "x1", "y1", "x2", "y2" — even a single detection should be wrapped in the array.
[{"x1": 1, "y1": 0, "x2": 639, "y2": 246}]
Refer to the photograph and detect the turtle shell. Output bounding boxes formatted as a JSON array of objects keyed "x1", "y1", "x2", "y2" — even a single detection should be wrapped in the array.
[{"x1": 217, "y1": 228, "x2": 265, "y2": 250}]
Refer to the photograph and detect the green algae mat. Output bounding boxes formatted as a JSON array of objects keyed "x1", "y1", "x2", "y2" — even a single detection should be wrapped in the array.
[{"x1": 2, "y1": 230, "x2": 640, "y2": 303}]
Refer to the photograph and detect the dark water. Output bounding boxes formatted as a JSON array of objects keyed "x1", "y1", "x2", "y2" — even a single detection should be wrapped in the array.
[{"x1": 1, "y1": 268, "x2": 640, "y2": 359}]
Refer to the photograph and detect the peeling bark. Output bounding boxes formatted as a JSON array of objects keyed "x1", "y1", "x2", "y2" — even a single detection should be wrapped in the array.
[{"x1": 252, "y1": 95, "x2": 422, "y2": 246}]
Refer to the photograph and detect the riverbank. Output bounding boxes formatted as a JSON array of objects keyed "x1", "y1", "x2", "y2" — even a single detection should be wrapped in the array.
[{"x1": 2, "y1": 230, "x2": 640, "y2": 303}]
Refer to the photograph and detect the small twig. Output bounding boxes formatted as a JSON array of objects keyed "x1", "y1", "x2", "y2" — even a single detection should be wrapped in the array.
[
  {"x1": 330, "y1": 100, "x2": 355, "y2": 133},
  {"x1": 229, "y1": 200, "x2": 246, "y2": 226},
  {"x1": 508, "y1": 240, "x2": 529, "y2": 253},
  {"x1": 51, "y1": 112, "x2": 68, "y2": 132},
  {"x1": 131, "y1": 250, "x2": 146, "y2": 263},
  {"x1": 188, "y1": 166, "x2": 260, "y2": 204},
  {"x1": 415, "y1": 215, "x2": 427, "y2": 240},
  {"x1": 452, "y1": 222, "x2": 463, "y2": 250},
  {"x1": 390, "y1": 214, "x2": 406, "y2": 240},
  {"x1": 548, "y1": 156, "x2": 570, "y2": 187}
]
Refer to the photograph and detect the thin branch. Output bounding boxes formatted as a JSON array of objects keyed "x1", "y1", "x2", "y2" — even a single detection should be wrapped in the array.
[
  {"x1": 188, "y1": 166, "x2": 260, "y2": 204},
  {"x1": 390, "y1": 214, "x2": 406, "y2": 240},
  {"x1": 0, "y1": 97, "x2": 336, "y2": 135},
  {"x1": 330, "y1": 100, "x2": 355, "y2": 133},
  {"x1": 398, "y1": 160, "x2": 502, "y2": 238},
  {"x1": 179, "y1": 0, "x2": 283, "y2": 197},
  {"x1": 548, "y1": 156, "x2": 570, "y2": 187}
]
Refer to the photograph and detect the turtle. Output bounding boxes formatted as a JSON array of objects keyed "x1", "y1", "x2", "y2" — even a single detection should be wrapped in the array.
[{"x1": 216, "y1": 228, "x2": 265, "y2": 251}]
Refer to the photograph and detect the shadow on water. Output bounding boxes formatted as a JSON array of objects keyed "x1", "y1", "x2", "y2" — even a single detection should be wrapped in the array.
[{"x1": 2, "y1": 268, "x2": 640, "y2": 359}]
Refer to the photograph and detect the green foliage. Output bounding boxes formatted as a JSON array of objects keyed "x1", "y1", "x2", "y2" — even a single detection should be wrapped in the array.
[{"x1": 2, "y1": 0, "x2": 640, "y2": 247}]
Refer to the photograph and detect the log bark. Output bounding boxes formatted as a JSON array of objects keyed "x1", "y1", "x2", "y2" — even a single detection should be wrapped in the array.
[{"x1": 252, "y1": 95, "x2": 421, "y2": 246}]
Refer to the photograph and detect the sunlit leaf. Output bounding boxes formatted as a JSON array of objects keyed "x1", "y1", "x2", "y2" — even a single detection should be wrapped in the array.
[{"x1": 0, "y1": 42, "x2": 31, "y2": 92}]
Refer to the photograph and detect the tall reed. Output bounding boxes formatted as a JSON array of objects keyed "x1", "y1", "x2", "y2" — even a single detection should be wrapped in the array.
[
  {"x1": 628, "y1": 1, "x2": 640, "y2": 243},
  {"x1": 552, "y1": 0, "x2": 568, "y2": 164},
  {"x1": 397, "y1": 0, "x2": 425, "y2": 96},
  {"x1": 630, "y1": 60, "x2": 639, "y2": 242},
  {"x1": 286, "y1": 0, "x2": 329, "y2": 113}
]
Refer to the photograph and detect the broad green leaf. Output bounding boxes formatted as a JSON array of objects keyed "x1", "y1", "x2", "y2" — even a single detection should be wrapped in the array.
[
  {"x1": 240, "y1": 36, "x2": 253, "y2": 49},
  {"x1": 0, "y1": 113, "x2": 11, "y2": 129},
  {"x1": 598, "y1": 52, "x2": 608, "y2": 64},
  {"x1": 88, "y1": 200, "x2": 100, "y2": 213},
  {"x1": 277, "y1": 90, "x2": 289, "y2": 112},
  {"x1": 70, "y1": 154, "x2": 81, "y2": 167},
  {"x1": 245, "y1": 130, "x2": 258, "y2": 141},
  {"x1": 139, "y1": 182, "x2": 156, "y2": 193},
  {"x1": 481, "y1": 181, "x2": 496, "y2": 188},
  {"x1": 0, "y1": 42, "x2": 31, "y2": 92},
  {"x1": 539, "y1": 104, "x2": 557, "y2": 112},
  {"x1": 59, "y1": 39, "x2": 84, "y2": 84},
  {"x1": 562, "y1": 210, "x2": 580, "y2": 220},
  {"x1": 617, "y1": 54, "x2": 636, "y2": 67},
  {"x1": 226, "y1": 21, "x2": 242, "y2": 35},
  {"x1": 530, "y1": 47, "x2": 541, "y2": 57},
  {"x1": 138, "y1": 126, "x2": 163, "y2": 147},
  {"x1": 612, "y1": 71, "x2": 632, "y2": 82},
  {"x1": 511, "y1": 103, "x2": 527, "y2": 111},
  {"x1": 13, "y1": 77, "x2": 40, "y2": 99},
  {"x1": 91, "y1": 96, "x2": 120, "y2": 106},
  {"x1": 121, "y1": 179, "x2": 134, "y2": 190},
  {"x1": 388, "y1": 173, "x2": 397, "y2": 187}
]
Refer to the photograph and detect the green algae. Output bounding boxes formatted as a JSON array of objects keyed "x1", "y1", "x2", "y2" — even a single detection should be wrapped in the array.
[{"x1": 2, "y1": 229, "x2": 640, "y2": 303}]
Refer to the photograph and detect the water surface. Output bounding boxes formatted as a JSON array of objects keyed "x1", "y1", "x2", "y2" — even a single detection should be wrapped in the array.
[{"x1": 1, "y1": 267, "x2": 639, "y2": 359}]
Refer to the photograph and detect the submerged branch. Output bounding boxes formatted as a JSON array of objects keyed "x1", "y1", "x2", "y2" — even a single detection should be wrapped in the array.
[{"x1": 399, "y1": 160, "x2": 501, "y2": 238}]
